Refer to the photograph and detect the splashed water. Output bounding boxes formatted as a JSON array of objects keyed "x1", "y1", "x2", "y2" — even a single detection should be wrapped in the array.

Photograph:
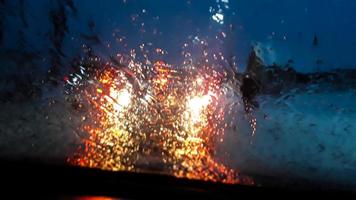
[{"x1": 64, "y1": 52, "x2": 255, "y2": 184}]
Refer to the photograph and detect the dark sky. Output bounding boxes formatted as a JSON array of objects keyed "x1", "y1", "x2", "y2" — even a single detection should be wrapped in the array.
[{"x1": 2, "y1": 0, "x2": 356, "y2": 72}]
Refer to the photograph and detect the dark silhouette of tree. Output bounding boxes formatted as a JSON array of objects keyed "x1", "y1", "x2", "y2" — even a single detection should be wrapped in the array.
[
  {"x1": 245, "y1": 47, "x2": 264, "y2": 80},
  {"x1": 19, "y1": 0, "x2": 28, "y2": 28},
  {"x1": 47, "y1": 1, "x2": 68, "y2": 84},
  {"x1": 241, "y1": 48, "x2": 263, "y2": 112}
]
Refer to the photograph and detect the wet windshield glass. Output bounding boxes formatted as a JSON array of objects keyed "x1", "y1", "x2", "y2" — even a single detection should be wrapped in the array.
[{"x1": 0, "y1": 0, "x2": 356, "y2": 188}]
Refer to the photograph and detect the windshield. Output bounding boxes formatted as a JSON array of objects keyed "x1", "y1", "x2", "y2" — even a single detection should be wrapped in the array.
[{"x1": 1, "y1": 0, "x2": 356, "y2": 189}]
